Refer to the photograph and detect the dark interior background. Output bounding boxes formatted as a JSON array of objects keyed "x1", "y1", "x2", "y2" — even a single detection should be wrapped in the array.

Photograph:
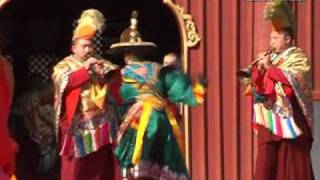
[{"x1": 0, "y1": 0, "x2": 180, "y2": 96}]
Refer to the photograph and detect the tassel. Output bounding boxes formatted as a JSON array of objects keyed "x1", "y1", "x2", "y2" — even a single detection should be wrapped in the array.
[
  {"x1": 11, "y1": 175, "x2": 17, "y2": 180},
  {"x1": 243, "y1": 84, "x2": 252, "y2": 96}
]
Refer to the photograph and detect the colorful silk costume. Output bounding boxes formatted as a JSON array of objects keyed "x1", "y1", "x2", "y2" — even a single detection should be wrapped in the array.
[{"x1": 115, "y1": 61, "x2": 204, "y2": 180}]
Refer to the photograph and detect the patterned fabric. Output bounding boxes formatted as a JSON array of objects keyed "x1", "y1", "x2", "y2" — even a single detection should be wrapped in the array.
[
  {"x1": 115, "y1": 61, "x2": 204, "y2": 179},
  {"x1": 253, "y1": 99, "x2": 302, "y2": 138},
  {"x1": 52, "y1": 55, "x2": 119, "y2": 157},
  {"x1": 128, "y1": 161, "x2": 188, "y2": 180},
  {"x1": 60, "y1": 106, "x2": 118, "y2": 158},
  {"x1": 253, "y1": 46, "x2": 313, "y2": 139}
]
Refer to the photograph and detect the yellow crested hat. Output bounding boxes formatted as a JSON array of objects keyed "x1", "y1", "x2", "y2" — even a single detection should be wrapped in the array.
[
  {"x1": 264, "y1": 1, "x2": 296, "y2": 36},
  {"x1": 73, "y1": 9, "x2": 105, "y2": 40}
]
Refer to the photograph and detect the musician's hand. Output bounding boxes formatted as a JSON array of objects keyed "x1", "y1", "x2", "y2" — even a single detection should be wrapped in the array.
[
  {"x1": 94, "y1": 63, "x2": 105, "y2": 77},
  {"x1": 261, "y1": 54, "x2": 272, "y2": 69},
  {"x1": 84, "y1": 57, "x2": 99, "y2": 70},
  {"x1": 256, "y1": 53, "x2": 272, "y2": 71},
  {"x1": 256, "y1": 52, "x2": 266, "y2": 60}
]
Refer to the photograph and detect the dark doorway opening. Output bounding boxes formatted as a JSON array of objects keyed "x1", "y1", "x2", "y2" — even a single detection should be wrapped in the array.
[{"x1": 0, "y1": 0, "x2": 180, "y2": 95}]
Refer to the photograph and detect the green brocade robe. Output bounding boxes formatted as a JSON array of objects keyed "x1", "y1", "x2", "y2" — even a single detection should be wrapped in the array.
[{"x1": 115, "y1": 62, "x2": 204, "y2": 180}]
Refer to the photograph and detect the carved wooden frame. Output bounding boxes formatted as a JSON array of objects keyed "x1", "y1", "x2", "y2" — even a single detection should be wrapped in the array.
[{"x1": 163, "y1": 0, "x2": 200, "y2": 170}]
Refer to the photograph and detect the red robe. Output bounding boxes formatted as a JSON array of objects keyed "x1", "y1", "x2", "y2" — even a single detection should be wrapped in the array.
[
  {"x1": 252, "y1": 67, "x2": 314, "y2": 180},
  {"x1": 0, "y1": 57, "x2": 18, "y2": 178}
]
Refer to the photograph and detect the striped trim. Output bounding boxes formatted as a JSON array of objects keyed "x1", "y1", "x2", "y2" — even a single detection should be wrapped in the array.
[
  {"x1": 253, "y1": 103, "x2": 302, "y2": 139},
  {"x1": 71, "y1": 122, "x2": 111, "y2": 157},
  {"x1": 73, "y1": 134, "x2": 86, "y2": 157},
  {"x1": 83, "y1": 130, "x2": 93, "y2": 154},
  {"x1": 60, "y1": 118, "x2": 115, "y2": 158},
  {"x1": 286, "y1": 117, "x2": 297, "y2": 138},
  {"x1": 275, "y1": 115, "x2": 283, "y2": 137}
]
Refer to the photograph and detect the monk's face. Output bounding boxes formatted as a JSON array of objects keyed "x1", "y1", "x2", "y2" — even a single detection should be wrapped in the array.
[
  {"x1": 269, "y1": 30, "x2": 292, "y2": 53},
  {"x1": 72, "y1": 39, "x2": 94, "y2": 60}
]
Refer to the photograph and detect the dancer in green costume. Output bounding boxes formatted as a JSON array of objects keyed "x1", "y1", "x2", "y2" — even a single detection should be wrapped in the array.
[{"x1": 109, "y1": 11, "x2": 205, "y2": 180}]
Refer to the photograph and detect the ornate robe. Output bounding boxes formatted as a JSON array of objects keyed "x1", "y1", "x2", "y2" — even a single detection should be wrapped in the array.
[
  {"x1": 52, "y1": 55, "x2": 119, "y2": 157},
  {"x1": 251, "y1": 46, "x2": 314, "y2": 180}
]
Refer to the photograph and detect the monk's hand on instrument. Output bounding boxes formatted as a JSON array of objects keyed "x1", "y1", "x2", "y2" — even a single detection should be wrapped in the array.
[
  {"x1": 94, "y1": 63, "x2": 105, "y2": 78},
  {"x1": 84, "y1": 57, "x2": 99, "y2": 70},
  {"x1": 257, "y1": 53, "x2": 272, "y2": 71},
  {"x1": 261, "y1": 54, "x2": 272, "y2": 69}
]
